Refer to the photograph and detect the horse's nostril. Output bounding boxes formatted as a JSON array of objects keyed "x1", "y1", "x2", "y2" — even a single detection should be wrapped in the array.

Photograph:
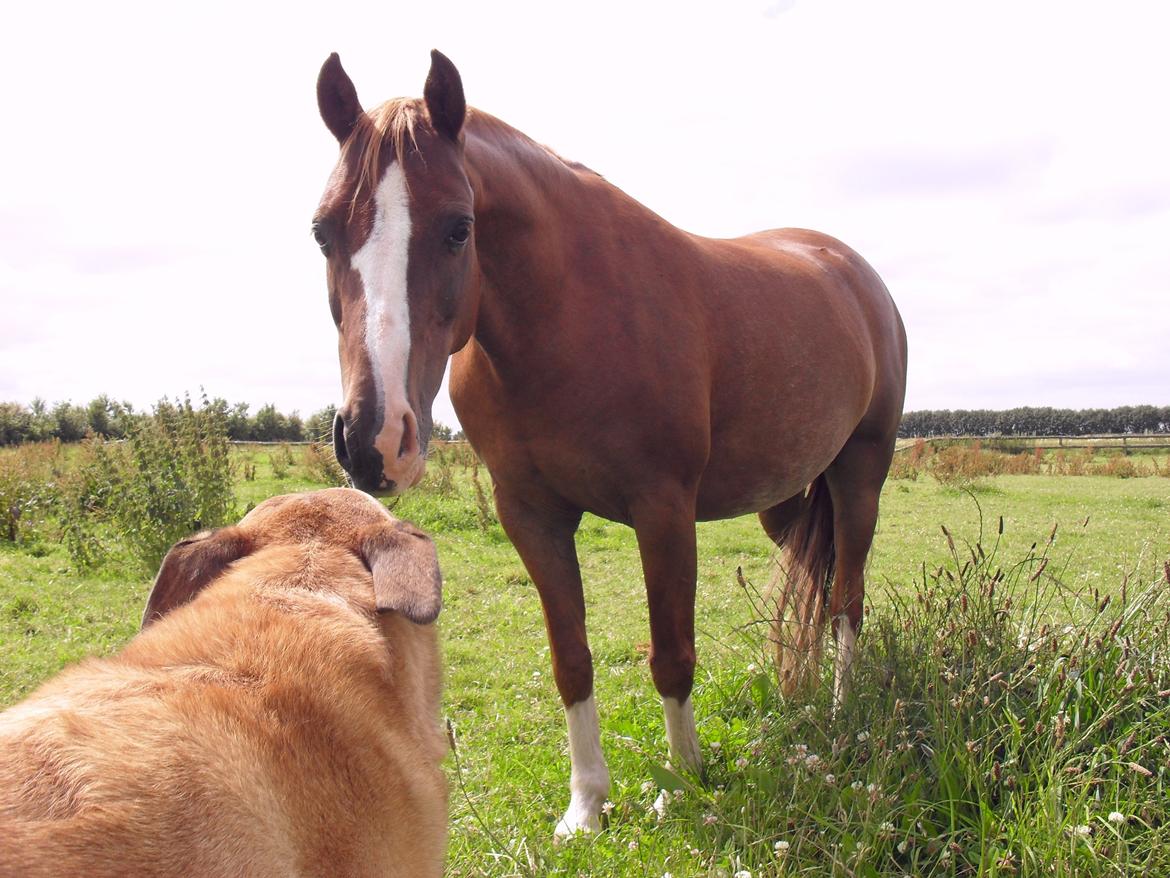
[
  {"x1": 397, "y1": 413, "x2": 419, "y2": 460},
  {"x1": 333, "y1": 413, "x2": 352, "y2": 471}
]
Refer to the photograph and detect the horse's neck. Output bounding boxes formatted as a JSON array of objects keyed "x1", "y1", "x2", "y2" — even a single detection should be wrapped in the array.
[{"x1": 463, "y1": 115, "x2": 610, "y2": 359}]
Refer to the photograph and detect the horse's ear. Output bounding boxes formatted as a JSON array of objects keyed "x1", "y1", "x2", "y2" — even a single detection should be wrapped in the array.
[
  {"x1": 318, "y1": 53, "x2": 363, "y2": 144},
  {"x1": 142, "y1": 527, "x2": 251, "y2": 629},
  {"x1": 361, "y1": 521, "x2": 443, "y2": 624},
  {"x1": 424, "y1": 49, "x2": 466, "y2": 142}
]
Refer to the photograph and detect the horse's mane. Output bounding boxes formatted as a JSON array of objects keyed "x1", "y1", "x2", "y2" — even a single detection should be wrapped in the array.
[{"x1": 348, "y1": 99, "x2": 601, "y2": 199}]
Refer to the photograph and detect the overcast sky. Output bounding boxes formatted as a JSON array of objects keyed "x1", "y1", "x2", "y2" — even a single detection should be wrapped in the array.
[{"x1": 2, "y1": 0, "x2": 1167, "y2": 429}]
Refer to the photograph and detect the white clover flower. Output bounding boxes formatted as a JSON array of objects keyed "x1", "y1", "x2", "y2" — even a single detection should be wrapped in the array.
[
  {"x1": 734, "y1": 871, "x2": 752, "y2": 878},
  {"x1": 856, "y1": 731, "x2": 870, "y2": 743},
  {"x1": 851, "y1": 780, "x2": 864, "y2": 791},
  {"x1": 1071, "y1": 824, "x2": 1091, "y2": 837},
  {"x1": 1108, "y1": 811, "x2": 1126, "y2": 824},
  {"x1": 774, "y1": 840, "x2": 791, "y2": 856},
  {"x1": 879, "y1": 821, "x2": 895, "y2": 834},
  {"x1": 628, "y1": 840, "x2": 638, "y2": 851},
  {"x1": 824, "y1": 773, "x2": 836, "y2": 785},
  {"x1": 641, "y1": 780, "x2": 656, "y2": 795},
  {"x1": 897, "y1": 840, "x2": 908, "y2": 854},
  {"x1": 703, "y1": 813, "x2": 718, "y2": 825},
  {"x1": 601, "y1": 800, "x2": 614, "y2": 816},
  {"x1": 867, "y1": 783, "x2": 879, "y2": 794},
  {"x1": 735, "y1": 757, "x2": 749, "y2": 769}
]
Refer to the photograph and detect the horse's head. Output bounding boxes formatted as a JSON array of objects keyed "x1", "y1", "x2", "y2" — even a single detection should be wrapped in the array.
[{"x1": 314, "y1": 51, "x2": 477, "y2": 493}]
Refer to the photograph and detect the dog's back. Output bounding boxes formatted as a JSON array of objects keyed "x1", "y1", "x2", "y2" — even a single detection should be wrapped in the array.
[{"x1": 0, "y1": 491, "x2": 447, "y2": 878}]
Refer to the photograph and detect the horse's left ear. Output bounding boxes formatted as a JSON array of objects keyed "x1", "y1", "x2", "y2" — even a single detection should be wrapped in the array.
[
  {"x1": 361, "y1": 521, "x2": 443, "y2": 624},
  {"x1": 424, "y1": 49, "x2": 466, "y2": 142}
]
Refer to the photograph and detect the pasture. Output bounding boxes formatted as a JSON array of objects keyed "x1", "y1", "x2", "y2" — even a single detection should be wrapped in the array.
[{"x1": 2, "y1": 441, "x2": 1170, "y2": 876}]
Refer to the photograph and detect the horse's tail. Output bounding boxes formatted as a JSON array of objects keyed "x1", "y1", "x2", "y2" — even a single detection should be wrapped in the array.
[{"x1": 771, "y1": 475, "x2": 836, "y2": 696}]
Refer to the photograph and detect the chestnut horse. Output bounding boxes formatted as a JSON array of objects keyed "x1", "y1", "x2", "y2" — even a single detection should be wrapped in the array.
[{"x1": 314, "y1": 51, "x2": 907, "y2": 836}]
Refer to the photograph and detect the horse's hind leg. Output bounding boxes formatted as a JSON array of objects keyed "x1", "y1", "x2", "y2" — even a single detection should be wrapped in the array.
[{"x1": 823, "y1": 433, "x2": 895, "y2": 705}]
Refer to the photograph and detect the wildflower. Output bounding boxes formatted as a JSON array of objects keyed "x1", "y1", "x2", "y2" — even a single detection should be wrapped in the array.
[
  {"x1": 879, "y1": 821, "x2": 895, "y2": 835},
  {"x1": 653, "y1": 790, "x2": 670, "y2": 820},
  {"x1": 851, "y1": 780, "x2": 864, "y2": 791},
  {"x1": 641, "y1": 780, "x2": 656, "y2": 795},
  {"x1": 704, "y1": 814, "x2": 718, "y2": 825},
  {"x1": 1070, "y1": 824, "x2": 1091, "y2": 837},
  {"x1": 601, "y1": 800, "x2": 614, "y2": 816},
  {"x1": 690, "y1": 847, "x2": 701, "y2": 856},
  {"x1": 774, "y1": 840, "x2": 790, "y2": 856},
  {"x1": 734, "y1": 871, "x2": 752, "y2": 878},
  {"x1": 628, "y1": 840, "x2": 638, "y2": 851},
  {"x1": 867, "y1": 783, "x2": 878, "y2": 795},
  {"x1": 710, "y1": 740, "x2": 722, "y2": 751},
  {"x1": 735, "y1": 757, "x2": 748, "y2": 769},
  {"x1": 856, "y1": 731, "x2": 870, "y2": 743},
  {"x1": 824, "y1": 773, "x2": 836, "y2": 785},
  {"x1": 897, "y1": 840, "x2": 909, "y2": 854},
  {"x1": 1108, "y1": 811, "x2": 1126, "y2": 824}
]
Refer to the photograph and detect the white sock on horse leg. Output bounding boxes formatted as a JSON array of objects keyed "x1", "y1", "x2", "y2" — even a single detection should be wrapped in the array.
[
  {"x1": 662, "y1": 695, "x2": 702, "y2": 773},
  {"x1": 554, "y1": 693, "x2": 609, "y2": 838}
]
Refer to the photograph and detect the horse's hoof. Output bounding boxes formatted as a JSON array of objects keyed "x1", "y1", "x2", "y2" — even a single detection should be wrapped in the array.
[{"x1": 554, "y1": 809, "x2": 600, "y2": 841}]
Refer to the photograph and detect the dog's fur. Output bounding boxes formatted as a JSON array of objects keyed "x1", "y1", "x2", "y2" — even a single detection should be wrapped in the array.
[{"x1": 0, "y1": 488, "x2": 447, "y2": 878}]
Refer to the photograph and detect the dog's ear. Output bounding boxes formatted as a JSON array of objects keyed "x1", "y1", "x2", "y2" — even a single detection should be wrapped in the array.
[
  {"x1": 142, "y1": 527, "x2": 252, "y2": 629},
  {"x1": 361, "y1": 521, "x2": 442, "y2": 624}
]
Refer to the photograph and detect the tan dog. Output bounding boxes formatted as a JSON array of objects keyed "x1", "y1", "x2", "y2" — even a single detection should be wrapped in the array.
[{"x1": 0, "y1": 488, "x2": 447, "y2": 878}]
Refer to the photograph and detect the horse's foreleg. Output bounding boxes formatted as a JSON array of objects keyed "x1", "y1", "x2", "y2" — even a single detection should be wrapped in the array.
[
  {"x1": 494, "y1": 491, "x2": 607, "y2": 837},
  {"x1": 632, "y1": 495, "x2": 702, "y2": 775}
]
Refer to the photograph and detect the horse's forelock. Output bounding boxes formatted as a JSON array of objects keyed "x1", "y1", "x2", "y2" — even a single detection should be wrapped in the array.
[{"x1": 347, "y1": 99, "x2": 424, "y2": 206}]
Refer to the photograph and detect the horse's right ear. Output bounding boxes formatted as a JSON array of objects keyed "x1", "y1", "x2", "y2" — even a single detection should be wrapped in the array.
[
  {"x1": 142, "y1": 527, "x2": 251, "y2": 629},
  {"x1": 318, "y1": 53, "x2": 363, "y2": 144},
  {"x1": 424, "y1": 49, "x2": 466, "y2": 142}
]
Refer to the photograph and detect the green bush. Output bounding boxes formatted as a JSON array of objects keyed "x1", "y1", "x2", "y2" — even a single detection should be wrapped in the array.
[{"x1": 59, "y1": 396, "x2": 235, "y2": 573}]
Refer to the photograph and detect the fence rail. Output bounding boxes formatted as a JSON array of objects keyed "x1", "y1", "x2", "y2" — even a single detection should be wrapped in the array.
[{"x1": 895, "y1": 435, "x2": 1170, "y2": 453}]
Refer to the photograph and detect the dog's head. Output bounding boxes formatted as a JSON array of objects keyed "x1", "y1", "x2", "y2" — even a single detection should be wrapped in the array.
[{"x1": 142, "y1": 488, "x2": 441, "y2": 629}]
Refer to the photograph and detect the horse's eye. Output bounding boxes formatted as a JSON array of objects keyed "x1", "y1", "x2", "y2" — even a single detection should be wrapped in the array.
[
  {"x1": 446, "y1": 218, "x2": 472, "y2": 250},
  {"x1": 312, "y1": 223, "x2": 330, "y2": 256}
]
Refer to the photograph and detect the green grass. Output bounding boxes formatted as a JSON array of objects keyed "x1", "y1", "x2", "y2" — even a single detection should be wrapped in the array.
[{"x1": 2, "y1": 446, "x2": 1170, "y2": 876}]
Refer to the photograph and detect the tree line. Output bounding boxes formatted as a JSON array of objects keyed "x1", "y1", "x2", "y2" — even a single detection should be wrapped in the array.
[
  {"x1": 898, "y1": 405, "x2": 1170, "y2": 438},
  {"x1": 0, "y1": 396, "x2": 462, "y2": 447},
  {"x1": 3, "y1": 397, "x2": 1164, "y2": 447}
]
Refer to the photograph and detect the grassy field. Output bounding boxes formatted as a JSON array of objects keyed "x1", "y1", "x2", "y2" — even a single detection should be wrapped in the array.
[{"x1": 2, "y1": 443, "x2": 1170, "y2": 876}]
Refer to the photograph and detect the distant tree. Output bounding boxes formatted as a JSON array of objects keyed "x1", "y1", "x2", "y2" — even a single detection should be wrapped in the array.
[
  {"x1": 0, "y1": 402, "x2": 32, "y2": 445},
  {"x1": 51, "y1": 401, "x2": 89, "y2": 442},
  {"x1": 431, "y1": 421, "x2": 454, "y2": 442},
  {"x1": 250, "y1": 404, "x2": 284, "y2": 442}
]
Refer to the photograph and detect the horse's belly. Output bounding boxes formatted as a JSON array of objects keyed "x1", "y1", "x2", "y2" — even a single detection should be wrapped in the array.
[{"x1": 694, "y1": 408, "x2": 859, "y2": 521}]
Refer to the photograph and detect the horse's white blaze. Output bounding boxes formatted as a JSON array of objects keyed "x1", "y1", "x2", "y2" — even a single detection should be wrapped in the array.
[
  {"x1": 833, "y1": 615, "x2": 857, "y2": 710},
  {"x1": 554, "y1": 694, "x2": 609, "y2": 838},
  {"x1": 662, "y1": 695, "x2": 702, "y2": 773},
  {"x1": 350, "y1": 162, "x2": 413, "y2": 472}
]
